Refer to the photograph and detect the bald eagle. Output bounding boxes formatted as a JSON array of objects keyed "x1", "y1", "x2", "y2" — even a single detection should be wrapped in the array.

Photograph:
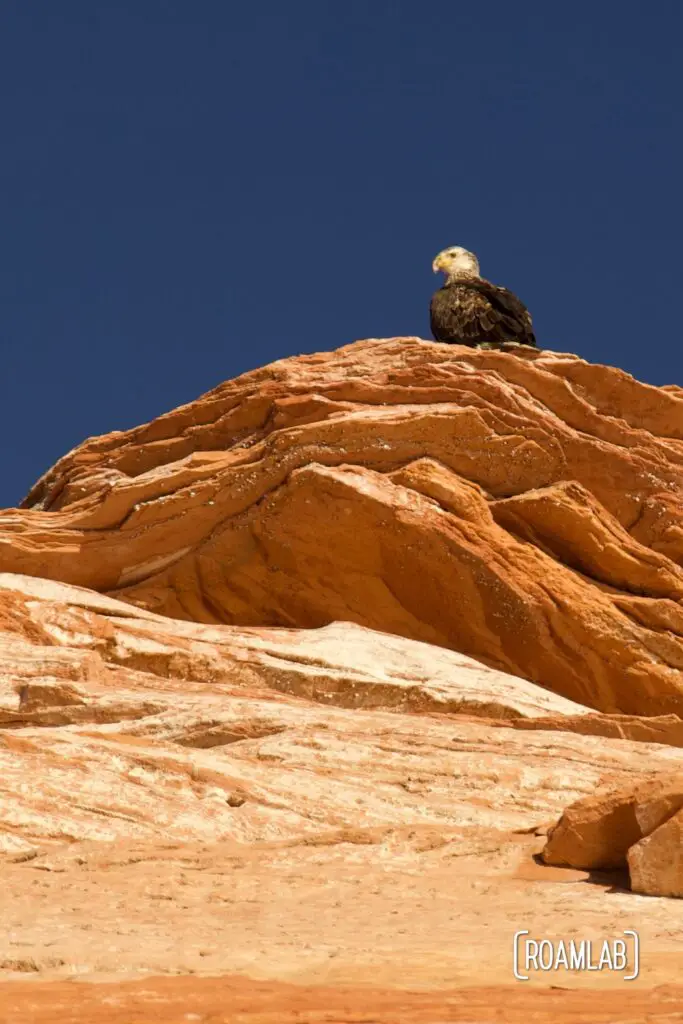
[{"x1": 430, "y1": 247, "x2": 536, "y2": 349}]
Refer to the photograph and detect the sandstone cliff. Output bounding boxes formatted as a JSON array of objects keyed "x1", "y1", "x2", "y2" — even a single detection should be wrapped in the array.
[{"x1": 3, "y1": 338, "x2": 683, "y2": 1021}]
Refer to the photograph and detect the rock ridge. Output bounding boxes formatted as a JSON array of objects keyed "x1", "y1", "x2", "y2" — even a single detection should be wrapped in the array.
[{"x1": 3, "y1": 338, "x2": 683, "y2": 716}]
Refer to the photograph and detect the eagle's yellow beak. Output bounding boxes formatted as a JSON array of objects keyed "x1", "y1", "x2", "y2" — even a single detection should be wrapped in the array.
[{"x1": 432, "y1": 254, "x2": 445, "y2": 273}]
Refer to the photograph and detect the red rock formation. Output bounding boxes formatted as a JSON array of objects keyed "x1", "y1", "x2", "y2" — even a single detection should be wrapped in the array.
[
  {"x1": 2, "y1": 339, "x2": 683, "y2": 716},
  {"x1": 3, "y1": 340, "x2": 683, "y2": 1010}
]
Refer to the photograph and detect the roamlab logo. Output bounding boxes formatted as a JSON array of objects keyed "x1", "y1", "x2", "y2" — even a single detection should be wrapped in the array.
[{"x1": 513, "y1": 930, "x2": 640, "y2": 981}]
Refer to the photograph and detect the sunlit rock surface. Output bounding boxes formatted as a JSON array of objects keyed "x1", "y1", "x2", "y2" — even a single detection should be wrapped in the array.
[
  {"x1": 6, "y1": 338, "x2": 683, "y2": 716},
  {"x1": 2, "y1": 339, "x2": 683, "y2": 1018}
]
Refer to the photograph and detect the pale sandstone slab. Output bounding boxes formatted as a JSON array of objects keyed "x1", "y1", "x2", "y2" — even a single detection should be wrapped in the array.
[
  {"x1": 0, "y1": 572, "x2": 589, "y2": 721},
  {"x1": 0, "y1": 573, "x2": 679, "y2": 987}
]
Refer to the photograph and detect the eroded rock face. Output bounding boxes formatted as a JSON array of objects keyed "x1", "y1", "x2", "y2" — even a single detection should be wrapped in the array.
[
  {"x1": 3, "y1": 340, "x2": 683, "y2": 1000},
  {"x1": 1, "y1": 338, "x2": 682, "y2": 716}
]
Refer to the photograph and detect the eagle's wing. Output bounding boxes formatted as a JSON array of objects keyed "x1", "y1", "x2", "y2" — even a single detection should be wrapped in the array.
[
  {"x1": 469, "y1": 280, "x2": 536, "y2": 347},
  {"x1": 430, "y1": 279, "x2": 537, "y2": 347},
  {"x1": 430, "y1": 287, "x2": 497, "y2": 344}
]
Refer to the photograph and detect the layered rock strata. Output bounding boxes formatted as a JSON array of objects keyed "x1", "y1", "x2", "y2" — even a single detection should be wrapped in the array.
[
  {"x1": 3, "y1": 338, "x2": 683, "y2": 718},
  {"x1": 2, "y1": 339, "x2": 683, "y2": 1009}
]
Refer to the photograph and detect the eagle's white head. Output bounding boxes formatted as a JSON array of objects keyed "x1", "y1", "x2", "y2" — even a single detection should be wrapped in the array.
[{"x1": 432, "y1": 246, "x2": 480, "y2": 282}]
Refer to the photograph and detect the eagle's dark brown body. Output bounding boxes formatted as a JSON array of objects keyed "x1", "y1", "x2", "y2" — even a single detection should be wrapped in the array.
[{"x1": 430, "y1": 276, "x2": 536, "y2": 348}]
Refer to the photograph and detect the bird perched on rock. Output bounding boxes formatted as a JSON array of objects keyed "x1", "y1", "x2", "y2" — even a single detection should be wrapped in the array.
[{"x1": 430, "y1": 246, "x2": 536, "y2": 349}]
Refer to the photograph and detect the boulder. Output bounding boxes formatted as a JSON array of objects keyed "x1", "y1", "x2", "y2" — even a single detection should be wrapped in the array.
[
  {"x1": 542, "y1": 774, "x2": 683, "y2": 870},
  {"x1": 628, "y1": 807, "x2": 683, "y2": 896}
]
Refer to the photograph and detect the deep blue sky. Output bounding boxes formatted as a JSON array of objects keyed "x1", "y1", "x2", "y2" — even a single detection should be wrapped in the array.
[{"x1": 2, "y1": 2, "x2": 682, "y2": 508}]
